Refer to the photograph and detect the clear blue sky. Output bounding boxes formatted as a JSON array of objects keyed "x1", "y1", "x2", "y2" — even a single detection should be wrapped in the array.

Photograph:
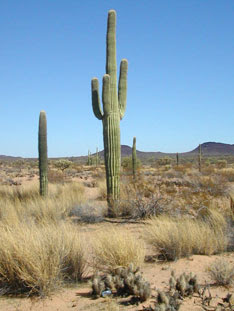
[{"x1": 0, "y1": 0, "x2": 233, "y2": 157}]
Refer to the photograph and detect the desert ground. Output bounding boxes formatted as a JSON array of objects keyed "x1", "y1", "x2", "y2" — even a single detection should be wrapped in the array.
[{"x1": 0, "y1": 157, "x2": 233, "y2": 310}]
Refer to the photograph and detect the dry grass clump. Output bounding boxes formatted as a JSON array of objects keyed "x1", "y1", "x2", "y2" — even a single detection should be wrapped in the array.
[
  {"x1": 97, "y1": 178, "x2": 107, "y2": 200},
  {"x1": 0, "y1": 182, "x2": 84, "y2": 224},
  {"x1": 0, "y1": 222, "x2": 86, "y2": 296},
  {"x1": 207, "y1": 258, "x2": 234, "y2": 286},
  {"x1": 91, "y1": 226, "x2": 145, "y2": 273},
  {"x1": 144, "y1": 210, "x2": 227, "y2": 261}
]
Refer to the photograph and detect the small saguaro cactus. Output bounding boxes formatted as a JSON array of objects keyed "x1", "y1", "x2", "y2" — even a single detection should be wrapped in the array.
[
  {"x1": 38, "y1": 110, "x2": 48, "y2": 196},
  {"x1": 176, "y1": 152, "x2": 179, "y2": 166},
  {"x1": 132, "y1": 137, "x2": 137, "y2": 178},
  {"x1": 87, "y1": 150, "x2": 91, "y2": 166},
  {"x1": 96, "y1": 147, "x2": 99, "y2": 167},
  {"x1": 91, "y1": 10, "x2": 128, "y2": 211},
  {"x1": 198, "y1": 144, "x2": 202, "y2": 172}
]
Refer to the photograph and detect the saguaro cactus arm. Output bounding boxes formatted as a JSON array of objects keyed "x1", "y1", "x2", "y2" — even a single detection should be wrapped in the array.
[
  {"x1": 92, "y1": 78, "x2": 103, "y2": 120},
  {"x1": 102, "y1": 74, "x2": 111, "y2": 114},
  {"x1": 106, "y1": 10, "x2": 117, "y2": 87},
  {"x1": 118, "y1": 59, "x2": 128, "y2": 119}
]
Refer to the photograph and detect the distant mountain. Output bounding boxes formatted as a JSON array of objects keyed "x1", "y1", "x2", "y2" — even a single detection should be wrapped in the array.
[
  {"x1": 188, "y1": 142, "x2": 234, "y2": 156},
  {"x1": 94, "y1": 142, "x2": 234, "y2": 160},
  {"x1": 1, "y1": 142, "x2": 234, "y2": 162},
  {"x1": 0, "y1": 155, "x2": 23, "y2": 161}
]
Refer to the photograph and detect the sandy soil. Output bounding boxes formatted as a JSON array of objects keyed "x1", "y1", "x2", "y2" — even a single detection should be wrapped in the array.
[
  {"x1": 0, "y1": 168, "x2": 233, "y2": 311},
  {"x1": 0, "y1": 254, "x2": 233, "y2": 311}
]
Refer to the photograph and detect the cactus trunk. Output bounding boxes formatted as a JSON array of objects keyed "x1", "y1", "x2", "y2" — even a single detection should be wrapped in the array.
[
  {"x1": 38, "y1": 111, "x2": 48, "y2": 196},
  {"x1": 132, "y1": 137, "x2": 136, "y2": 178},
  {"x1": 198, "y1": 144, "x2": 202, "y2": 172},
  {"x1": 176, "y1": 152, "x2": 179, "y2": 166},
  {"x1": 91, "y1": 10, "x2": 128, "y2": 214}
]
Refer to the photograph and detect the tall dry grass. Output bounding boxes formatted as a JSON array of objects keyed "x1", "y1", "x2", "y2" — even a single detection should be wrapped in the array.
[
  {"x1": 91, "y1": 226, "x2": 145, "y2": 273},
  {"x1": 0, "y1": 182, "x2": 84, "y2": 224},
  {"x1": 144, "y1": 209, "x2": 227, "y2": 261},
  {"x1": 0, "y1": 221, "x2": 86, "y2": 295},
  {"x1": 0, "y1": 182, "x2": 86, "y2": 296}
]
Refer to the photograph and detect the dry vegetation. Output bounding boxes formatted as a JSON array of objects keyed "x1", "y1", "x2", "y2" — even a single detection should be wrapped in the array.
[{"x1": 0, "y1": 158, "x2": 233, "y2": 310}]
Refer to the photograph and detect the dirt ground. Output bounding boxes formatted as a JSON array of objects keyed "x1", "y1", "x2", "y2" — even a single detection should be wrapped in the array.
[
  {"x1": 0, "y1": 166, "x2": 233, "y2": 311},
  {"x1": 0, "y1": 254, "x2": 233, "y2": 311}
]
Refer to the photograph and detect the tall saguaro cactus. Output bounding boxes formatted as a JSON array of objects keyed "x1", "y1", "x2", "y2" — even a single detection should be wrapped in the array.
[
  {"x1": 38, "y1": 111, "x2": 48, "y2": 196},
  {"x1": 132, "y1": 137, "x2": 137, "y2": 178},
  {"x1": 91, "y1": 10, "x2": 128, "y2": 211}
]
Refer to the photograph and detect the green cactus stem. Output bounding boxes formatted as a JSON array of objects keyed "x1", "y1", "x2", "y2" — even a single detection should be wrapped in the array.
[
  {"x1": 38, "y1": 110, "x2": 48, "y2": 196},
  {"x1": 87, "y1": 150, "x2": 91, "y2": 166},
  {"x1": 132, "y1": 137, "x2": 137, "y2": 178},
  {"x1": 96, "y1": 147, "x2": 99, "y2": 167},
  {"x1": 176, "y1": 152, "x2": 179, "y2": 166},
  {"x1": 198, "y1": 144, "x2": 202, "y2": 172},
  {"x1": 91, "y1": 10, "x2": 128, "y2": 212}
]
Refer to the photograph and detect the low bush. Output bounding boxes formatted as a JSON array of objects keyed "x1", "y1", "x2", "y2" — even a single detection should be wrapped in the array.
[{"x1": 207, "y1": 258, "x2": 234, "y2": 286}]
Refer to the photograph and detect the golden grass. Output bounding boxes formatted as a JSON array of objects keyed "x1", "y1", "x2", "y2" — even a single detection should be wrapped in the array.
[
  {"x1": 0, "y1": 221, "x2": 86, "y2": 296},
  {"x1": 144, "y1": 209, "x2": 227, "y2": 261},
  {"x1": 91, "y1": 226, "x2": 145, "y2": 272},
  {"x1": 0, "y1": 182, "x2": 84, "y2": 224}
]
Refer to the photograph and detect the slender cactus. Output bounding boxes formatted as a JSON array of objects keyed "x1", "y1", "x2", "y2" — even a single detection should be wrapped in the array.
[
  {"x1": 176, "y1": 152, "x2": 179, "y2": 166},
  {"x1": 96, "y1": 147, "x2": 99, "y2": 167},
  {"x1": 198, "y1": 144, "x2": 202, "y2": 172},
  {"x1": 87, "y1": 150, "x2": 91, "y2": 166},
  {"x1": 38, "y1": 110, "x2": 48, "y2": 196},
  {"x1": 132, "y1": 137, "x2": 137, "y2": 178},
  {"x1": 91, "y1": 10, "x2": 128, "y2": 212}
]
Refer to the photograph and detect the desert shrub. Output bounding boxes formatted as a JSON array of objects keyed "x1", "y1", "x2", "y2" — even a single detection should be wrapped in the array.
[
  {"x1": 188, "y1": 175, "x2": 228, "y2": 197},
  {"x1": 0, "y1": 222, "x2": 86, "y2": 295},
  {"x1": 69, "y1": 201, "x2": 106, "y2": 223},
  {"x1": 207, "y1": 258, "x2": 234, "y2": 286},
  {"x1": 117, "y1": 175, "x2": 171, "y2": 219},
  {"x1": 121, "y1": 156, "x2": 141, "y2": 171},
  {"x1": 48, "y1": 169, "x2": 66, "y2": 183},
  {"x1": 91, "y1": 226, "x2": 145, "y2": 273},
  {"x1": 144, "y1": 212, "x2": 227, "y2": 261},
  {"x1": 218, "y1": 168, "x2": 234, "y2": 182},
  {"x1": 157, "y1": 157, "x2": 173, "y2": 166},
  {"x1": 173, "y1": 165, "x2": 187, "y2": 174},
  {"x1": 53, "y1": 159, "x2": 73, "y2": 172},
  {"x1": 216, "y1": 159, "x2": 227, "y2": 169}
]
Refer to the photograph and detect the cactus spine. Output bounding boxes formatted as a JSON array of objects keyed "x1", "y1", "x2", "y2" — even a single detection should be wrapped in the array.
[
  {"x1": 91, "y1": 10, "x2": 128, "y2": 211},
  {"x1": 198, "y1": 144, "x2": 202, "y2": 172},
  {"x1": 132, "y1": 137, "x2": 137, "y2": 178},
  {"x1": 38, "y1": 110, "x2": 48, "y2": 196}
]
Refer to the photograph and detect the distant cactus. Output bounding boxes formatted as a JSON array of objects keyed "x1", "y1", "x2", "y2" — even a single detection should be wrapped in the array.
[
  {"x1": 176, "y1": 152, "x2": 179, "y2": 166},
  {"x1": 96, "y1": 147, "x2": 99, "y2": 167},
  {"x1": 87, "y1": 150, "x2": 91, "y2": 166},
  {"x1": 198, "y1": 144, "x2": 202, "y2": 172},
  {"x1": 132, "y1": 137, "x2": 137, "y2": 178},
  {"x1": 91, "y1": 10, "x2": 128, "y2": 213},
  {"x1": 38, "y1": 111, "x2": 48, "y2": 196}
]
